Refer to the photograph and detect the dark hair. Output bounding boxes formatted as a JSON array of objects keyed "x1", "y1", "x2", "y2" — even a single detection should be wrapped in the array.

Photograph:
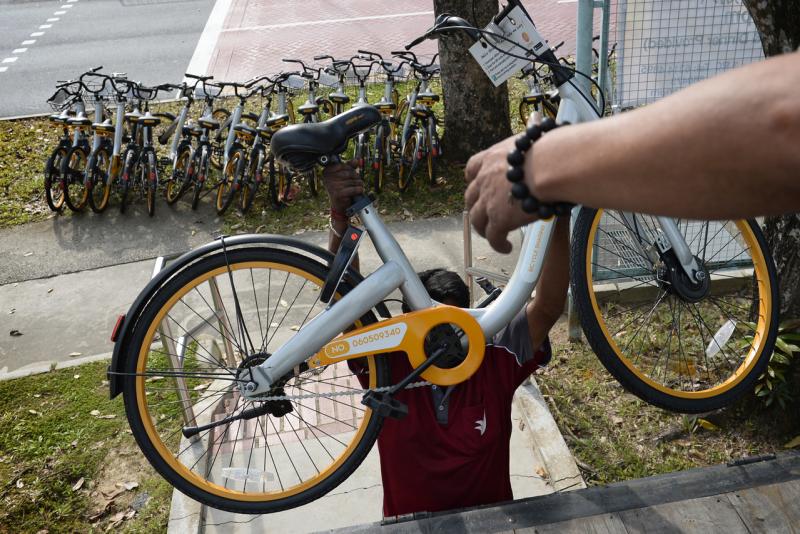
[{"x1": 402, "y1": 268, "x2": 469, "y2": 312}]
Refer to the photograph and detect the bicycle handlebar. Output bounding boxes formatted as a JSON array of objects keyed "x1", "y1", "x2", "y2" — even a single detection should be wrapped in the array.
[{"x1": 282, "y1": 59, "x2": 321, "y2": 80}]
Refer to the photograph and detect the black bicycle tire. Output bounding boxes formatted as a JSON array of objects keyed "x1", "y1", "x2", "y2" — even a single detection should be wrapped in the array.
[
  {"x1": 145, "y1": 151, "x2": 157, "y2": 217},
  {"x1": 119, "y1": 149, "x2": 136, "y2": 214},
  {"x1": 44, "y1": 146, "x2": 67, "y2": 212},
  {"x1": 397, "y1": 128, "x2": 417, "y2": 193},
  {"x1": 87, "y1": 145, "x2": 112, "y2": 213},
  {"x1": 191, "y1": 149, "x2": 208, "y2": 210},
  {"x1": 371, "y1": 124, "x2": 385, "y2": 193},
  {"x1": 427, "y1": 119, "x2": 439, "y2": 186},
  {"x1": 570, "y1": 209, "x2": 779, "y2": 413},
  {"x1": 165, "y1": 145, "x2": 193, "y2": 205},
  {"x1": 62, "y1": 145, "x2": 89, "y2": 212},
  {"x1": 122, "y1": 247, "x2": 389, "y2": 514},
  {"x1": 216, "y1": 148, "x2": 243, "y2": 215}
]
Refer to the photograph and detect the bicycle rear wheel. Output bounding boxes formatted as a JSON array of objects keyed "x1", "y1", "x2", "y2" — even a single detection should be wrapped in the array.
[
  {"x1": 192, "y1": 148, "x2": 210, "y2": 211},
  {"x1": 570, "y1": 209, "x2": 778, "y2": 413},
  {"x1": 122, "y1": 247, "x2": 389, "y2": 513}
]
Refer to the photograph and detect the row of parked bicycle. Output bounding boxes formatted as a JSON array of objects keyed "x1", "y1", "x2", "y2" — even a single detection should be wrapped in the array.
[{"x1": 43, "y1": 47, "x2": 563, "y2": 217}]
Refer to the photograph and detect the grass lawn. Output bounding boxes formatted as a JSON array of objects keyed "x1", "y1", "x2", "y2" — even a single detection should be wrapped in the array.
[
  {"x1": 537, "y1": 321, "x2": 800, "y2": 485},
  {"x1": 0, "y1": 362, "x2": 172, "y2": 533}
]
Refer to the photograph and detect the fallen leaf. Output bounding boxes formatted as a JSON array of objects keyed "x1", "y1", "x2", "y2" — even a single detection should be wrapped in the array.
[
  {"x1": 536, "y1": 466, "x2": 549, "y2": 479},
  {"x1": 96, "y1": 414, "x2": 116, "y2": 419},
  {"x1": 193, "y1": 383, "x2": 209, "y2": 391},
  {"x1": 69, "y1": 352, "x2": 82, "y2": 357},
  {"x1": 270, "y1": 322, "x2": 279, "y2": 328},
  {"x1": 784, "y1": 435, "x2": 800, "y2": 449},
  {"x1": 90, "y1": 410, "x2": 101, "y2": 416},
  {"x1": 280, "y1": 299, "x2": 288, "y2": 307},
  {"x1": 124, "y1": 510, "x2": 136, "y2": 519},
  {"x1": 697, "y1": 418, "x2": 720, "y2": 431},
  {"x1": 123, "y1": 481, "x2": 139, "y2": 491},
  {"x1": 10, "y1": 329, "x2": 23, "y2": 337},
  {"x1": 72, "y1": 477, "x2": 85, "y2": 491},
  {"x1": 611, "y1": 415, "x2": 624, "y2": 425},
  {"x1": 476, "y1": 256, "x2": 487, "y2": 261},
  {"x1": 28, "y1": 409, "x2": 40, "y2": 416},
  {"x1": 24, "y1": 252, "x2": 33, "y2": 257},
  {"x1": 47, "y1": 288, "x2": 53, "y2": 293},
  {"x1": 290, "y1": 325, "x2": 300, "y2": 331},
  {"x1": 33, "y1": 394, "x2": 41, "y2": 398},
  {"x1": 74, "y1": 374, "x2": 80, "y2": 379},
  {"x1": 8, "y1": 308, "x2": 14, "y2": 314},
  {"x1": 16, "y1": 479, "x2": 24, "y2": 488}
]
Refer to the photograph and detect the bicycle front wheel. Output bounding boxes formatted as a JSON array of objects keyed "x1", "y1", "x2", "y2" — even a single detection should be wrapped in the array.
[
  {"x1": 62, "y1": 145, "x2": 89, "y2": 212},
  {"x1": 216, "y1": 148, "x2": 244, "y2": 215},
  {"x1": 88, "y1": 147, "x2": 112, "y2": 213},
  {"x1": 44, "y1": 146, "x2": 67, "y2": 212},
  {"x1": 122, "y1": 247, "x2": 389, "y2": 513},
  {"x1": 397, "y1": 128, "x2": 419, "y2": 193},
  {"x1": 571, "y1": 209, "x2": 778, "y2": 413}
]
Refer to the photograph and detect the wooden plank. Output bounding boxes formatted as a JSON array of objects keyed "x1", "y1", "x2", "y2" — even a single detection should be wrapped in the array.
[
  {"x1": 341, "y1": 453, "x2": 800, "y2": 534},
  {"x1": 618, "y1": 494, "x2": 749, "y2": 534},
  {"x1": 725, "y1": 479, "x2": 800, "y2": 533},
  {"x1": 516, "y1": 513, "x2": 627, "y2": 534}
]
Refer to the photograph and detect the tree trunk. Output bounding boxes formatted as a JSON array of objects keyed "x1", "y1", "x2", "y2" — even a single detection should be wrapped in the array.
[
  {"x1": 742, "y1": 1, "x2": 800, "y2": 318},
  {"x1": 433, "y1": 0, "x2": 512, "y2": 162}
]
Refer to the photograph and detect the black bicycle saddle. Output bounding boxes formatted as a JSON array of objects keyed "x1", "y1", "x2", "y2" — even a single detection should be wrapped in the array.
[{"x1": 270, "y1": 106, "x2": 381, "y2": 171}]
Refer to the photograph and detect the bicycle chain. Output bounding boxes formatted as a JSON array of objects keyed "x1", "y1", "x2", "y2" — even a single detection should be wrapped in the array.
[{"x1": 251, "y1": 380, "x2": 432, "y2": 402}]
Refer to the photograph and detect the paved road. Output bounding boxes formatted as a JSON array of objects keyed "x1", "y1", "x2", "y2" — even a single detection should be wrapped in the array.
[
  {"x1": 0, "y1": 214, "x2": 524, "y2": 375},
  {"x1": 0, "y1": 0, "x2": 214, "y2": 118}
]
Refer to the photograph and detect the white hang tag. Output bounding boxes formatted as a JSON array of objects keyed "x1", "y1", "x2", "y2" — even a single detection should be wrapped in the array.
[{"x1": 469, "y1": 5, "x2": 549, "y2": 87}]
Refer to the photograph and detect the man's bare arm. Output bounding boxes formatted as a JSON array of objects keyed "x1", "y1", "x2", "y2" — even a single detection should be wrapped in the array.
[
  {"x1": 533, "y1": 51, "x2": 800, "y2": 219},
  {"x1": 465, "y1": 52, "x2": 800, "y2": 252},
  {"x1": 525, "y1": 216, "x2": 570, "y2": 351}
]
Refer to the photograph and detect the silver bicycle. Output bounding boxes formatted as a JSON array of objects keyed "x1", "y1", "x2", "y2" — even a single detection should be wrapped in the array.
[{"x1": 109, "y1": 7, "x2": 779, "y2": 514}]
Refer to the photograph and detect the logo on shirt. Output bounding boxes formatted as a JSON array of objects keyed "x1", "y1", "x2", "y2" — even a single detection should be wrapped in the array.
[{"x1": 474, "y1": 411, "x2": 487, "y2": 436}]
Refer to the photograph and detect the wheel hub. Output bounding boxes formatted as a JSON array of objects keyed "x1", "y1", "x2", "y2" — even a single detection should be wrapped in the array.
[
  {"x1": 661, "y1": 253, "x2": 710, "y2": 303},
  {"x1": 235, "y1": 352, "x2": 294, "y2": 417}
]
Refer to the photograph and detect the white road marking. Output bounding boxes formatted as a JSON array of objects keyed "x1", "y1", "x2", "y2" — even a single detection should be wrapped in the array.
[
  {"x1": 2, "y1": 57, "x2": 19, "y2": 64},
  {"x1": 39, "y1": 24, "x2": 53, "y2": 29},
  {"x1": 22, "y1": 40, "x2": 36, "y2": 45},
  {"x1": 184, "y1": 0, "x2": 232, "y2": 78},
  {"x1": 31, "y1": 32, "x2": 45, "y2": 37},
  {"x1": 12, "y1": 48, "x2": 28, "y2": 54},
  {"x1": 222, "y1": 10, "x2": 434, "y2": 33},
  {"x1": 47, "y1": 18, "x2": 60, "y2": 22},
  {"x1": 0, "y1": 67, "x2": 8, "y2": 73},
  {"x1": 54, "y1": 10, "x2": 66, "y2": 15},
  {"x1": 61, "y1": 5, "x2": 73, "y2": 9}
]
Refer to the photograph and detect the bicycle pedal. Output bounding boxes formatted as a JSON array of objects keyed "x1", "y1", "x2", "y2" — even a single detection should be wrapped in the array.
[{"x1": 361, "y1": 391, "x2": 408, "y2": 420}]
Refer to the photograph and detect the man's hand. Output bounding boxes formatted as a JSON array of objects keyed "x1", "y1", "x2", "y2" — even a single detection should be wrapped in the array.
[
  {"x1": 465, "y1": 136, "x2": 537, "y2": 253},
  {"x1": 323, "y1": 161, "x2": 363, "y2": 213}
]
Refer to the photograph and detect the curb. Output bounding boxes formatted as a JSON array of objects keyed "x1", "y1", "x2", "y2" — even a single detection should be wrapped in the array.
[
  {"x1": 514, "y1": 377, "x2": 586, "y2": 493},
  {"x1": 0, "y1": 351, "x2": 112, "y2": 381}
]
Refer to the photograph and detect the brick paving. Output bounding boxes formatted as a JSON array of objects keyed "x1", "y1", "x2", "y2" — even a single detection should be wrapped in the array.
[{"x1": 207, "y1": 0, "x2": 609, "y2": 82}]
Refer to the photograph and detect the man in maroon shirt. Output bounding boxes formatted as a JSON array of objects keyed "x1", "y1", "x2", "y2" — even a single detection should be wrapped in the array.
[{"x1": 324, "y1": 162, "x2": 570, "y2": 517}]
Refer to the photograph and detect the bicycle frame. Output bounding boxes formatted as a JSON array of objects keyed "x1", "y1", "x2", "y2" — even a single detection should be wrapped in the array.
[{"x1": 242, "y1": 52, "x2": 701, "y2": 395}]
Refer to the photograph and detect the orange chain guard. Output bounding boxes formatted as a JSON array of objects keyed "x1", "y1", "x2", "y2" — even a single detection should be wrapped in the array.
[{"x1": 309, "y1": 305, "x2": 485, "y2": 386}]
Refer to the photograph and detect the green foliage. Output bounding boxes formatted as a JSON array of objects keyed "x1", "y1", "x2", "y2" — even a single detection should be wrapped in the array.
[{"x1": 753, "y1": 319, "x2": 800, "y2": 409}]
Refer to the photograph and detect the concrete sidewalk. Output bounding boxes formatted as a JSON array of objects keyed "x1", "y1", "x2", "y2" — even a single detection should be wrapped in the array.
[{"x1": 0, "y1": 214, "x2": 524, "y2": 378}]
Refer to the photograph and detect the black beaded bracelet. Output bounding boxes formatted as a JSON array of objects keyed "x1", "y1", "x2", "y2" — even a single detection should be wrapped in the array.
[{"x1": 506, "y1": 118, "x2": 574, "y2": 219}]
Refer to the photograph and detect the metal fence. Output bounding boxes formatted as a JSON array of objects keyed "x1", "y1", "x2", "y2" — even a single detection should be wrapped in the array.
[
  {"x1": 612, "y1": 0, "x2": 764, "y2": 110},
  {"x1": 588, "y1": 1, "x2": 762, "y2": 283}
]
